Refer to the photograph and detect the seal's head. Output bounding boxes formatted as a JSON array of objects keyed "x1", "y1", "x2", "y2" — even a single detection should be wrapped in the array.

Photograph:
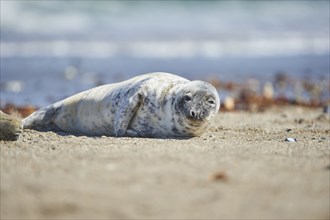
[{"x1": 175, "y1": 81, "x2": 220, "y2": 133}]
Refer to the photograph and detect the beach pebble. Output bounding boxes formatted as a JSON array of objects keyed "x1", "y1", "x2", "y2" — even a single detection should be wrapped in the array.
[
  {"x1": 262, "y1": 82, "x2": 274, "y2": 100},
  {"x1": 224, "y1": 96, "x2": 235, "y2": 111},
  {"x1": 316, "y1": 114, "x2": 328, "y2": 121},
  {"x1": 209, "y1": 171, "x2": 229, "y2": 182},
  {"x1": 285, "y1": 137, "x2": 297, "y2": 142}
]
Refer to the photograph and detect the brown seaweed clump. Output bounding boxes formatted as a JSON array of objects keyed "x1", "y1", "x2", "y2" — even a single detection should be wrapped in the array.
[{"x1": 0, "y1": 110, "x2": 23, "y2": 141}]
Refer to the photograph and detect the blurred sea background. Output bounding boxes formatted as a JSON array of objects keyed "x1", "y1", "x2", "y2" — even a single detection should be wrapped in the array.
[{"x1": 1, "y1": 0, "x2": 329, "y2": 108}]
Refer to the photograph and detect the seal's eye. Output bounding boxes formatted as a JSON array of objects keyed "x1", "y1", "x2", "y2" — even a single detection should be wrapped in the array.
[
  {"x1": 184, "y1": 95, "x2": 192, "y2": 102},
  {"x1": 207, "y1": 99, "x2": 215, "y2": 105}
]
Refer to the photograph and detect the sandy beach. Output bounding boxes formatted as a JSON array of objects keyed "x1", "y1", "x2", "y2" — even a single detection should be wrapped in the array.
[
  {"x1": 1, "y1": 1, "x2": 329, "y2": 219},
  {"x1": 1, "y1": 106, "x2": 329, "y2": 219}
]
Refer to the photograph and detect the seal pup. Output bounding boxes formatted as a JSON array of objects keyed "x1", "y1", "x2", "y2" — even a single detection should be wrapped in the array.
[{"x1": 23, "y1": 72, "x2": 220, "y2": 138}]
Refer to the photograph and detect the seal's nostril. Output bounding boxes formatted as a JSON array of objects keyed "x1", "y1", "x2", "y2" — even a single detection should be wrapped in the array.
[{"x1": 190, "y1": 110, "x2": 196, "y2": 118}]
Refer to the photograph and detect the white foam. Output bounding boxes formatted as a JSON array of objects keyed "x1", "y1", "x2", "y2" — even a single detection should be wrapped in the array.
[{"x1": 1, "y1": 37, "x2": 329, "y2": 58}]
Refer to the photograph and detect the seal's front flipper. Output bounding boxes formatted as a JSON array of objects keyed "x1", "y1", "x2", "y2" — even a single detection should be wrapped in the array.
[
  {"x1": 126, "y1": 129, "x2": 139, "y2": 137},
  {"x1": 114, "y1": 93, "x2": 143, "y2": 136},
  {"x1": 22, "y1": 104, "x2": 61, "y2": 131}
]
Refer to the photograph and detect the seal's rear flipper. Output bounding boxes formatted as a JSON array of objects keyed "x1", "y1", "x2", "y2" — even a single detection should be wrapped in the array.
[{"x1": 22, "y1": 104, "x2": 61, "y2": 131}]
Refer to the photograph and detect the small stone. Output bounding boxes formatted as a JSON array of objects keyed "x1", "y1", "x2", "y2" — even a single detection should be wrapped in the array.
[
  {"x1": 263, "y1": 82, "x2": 274, "y2": 100},
  {"x1": 209, "y1": 171, "x2": 229, "y2": 182},
  {"x1": 286, "y1": 129, "x2": 292, "y2": 132},
  {"x1": 285, "y1": 137, "x2": 297, "y2": 142},
  {"x1": 295, "y1": 119, "x2": 304, "y2": 124},
  {"x1": 224, "y1": 96, "x2": 235, "y2": 111},
  {"x1": 316, "y1": 114, "x2": 328, "y2": 121}
]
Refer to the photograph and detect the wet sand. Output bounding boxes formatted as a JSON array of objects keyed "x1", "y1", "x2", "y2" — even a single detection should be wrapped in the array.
[{"x1": 1, "y1": 106, "x2": 329, "y2": 219}]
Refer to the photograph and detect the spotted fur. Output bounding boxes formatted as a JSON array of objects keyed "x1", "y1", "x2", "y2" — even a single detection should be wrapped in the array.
[{"x1": 23, "y1": 72, "x2": 220, "y2": 137}]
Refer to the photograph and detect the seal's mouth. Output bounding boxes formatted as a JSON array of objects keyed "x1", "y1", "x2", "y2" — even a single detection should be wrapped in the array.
[{"x1": 184, "y1": 116, "x2": 208, "y2": 129}]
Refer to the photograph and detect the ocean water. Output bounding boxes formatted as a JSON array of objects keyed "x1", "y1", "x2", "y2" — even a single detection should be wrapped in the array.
[{"x1": 1, "y1": 1, "x2": 329, "y2": 106}]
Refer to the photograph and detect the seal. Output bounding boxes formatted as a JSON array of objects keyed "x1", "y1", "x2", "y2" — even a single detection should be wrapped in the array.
[{"x1": 23, "y1": 72, "x2": 220, "y2": 138}]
